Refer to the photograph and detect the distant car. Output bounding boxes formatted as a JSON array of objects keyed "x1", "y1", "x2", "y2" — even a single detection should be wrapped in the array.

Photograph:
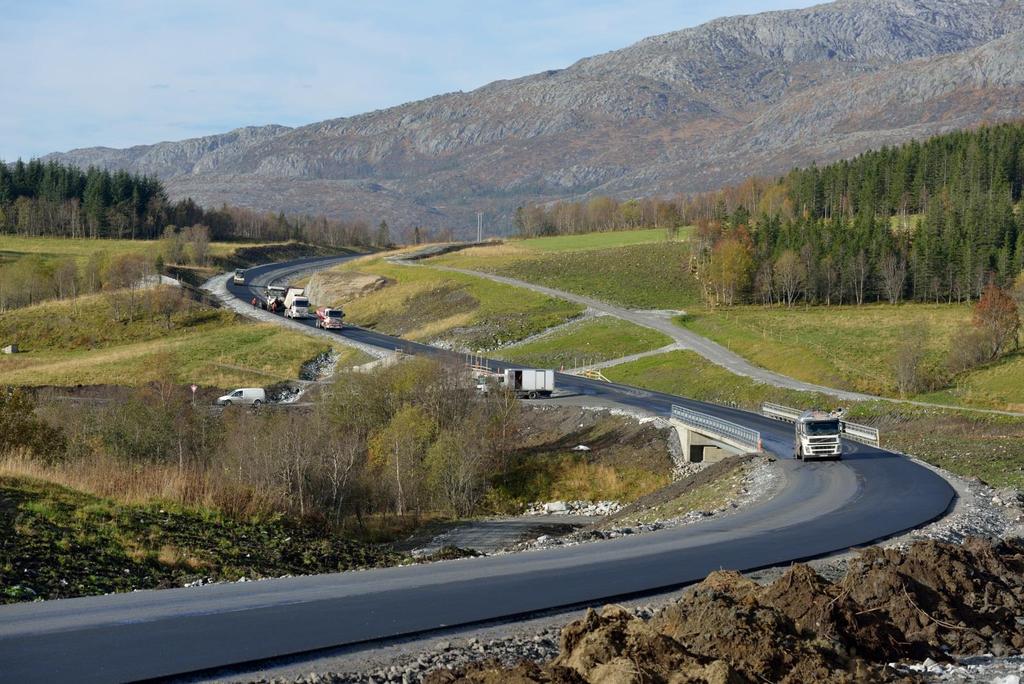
[
  {"x1": 215, "y1": 388, "x2": 266, "y2": 407},
  {"x1": 233, "y1": 269, "x2": 247, "y2": 285}
]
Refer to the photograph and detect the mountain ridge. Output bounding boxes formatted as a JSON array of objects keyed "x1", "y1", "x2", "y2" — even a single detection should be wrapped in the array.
[{"x1": 42, "y1": 0, "x2": 1024, "y2": 233}]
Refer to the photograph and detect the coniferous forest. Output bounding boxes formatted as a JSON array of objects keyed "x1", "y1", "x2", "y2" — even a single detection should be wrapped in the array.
[
  {"x1": 0, "y1": 159, "x2": 373, "y2": 247},
  {"x1": 517, "y1": 122, "x2": 1024, "y2": 306}
]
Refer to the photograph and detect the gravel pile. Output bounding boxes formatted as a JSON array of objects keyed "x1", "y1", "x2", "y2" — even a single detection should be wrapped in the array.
[
  {"x1": 502, "y1": 457, "x2": 779, "y2": 554},
  {"x1": 904, "y1": 465, "x2": 1024, "y2": 546},
  {"x1": 521, "y1": 500, "x2": 621, "y2": 516},
  {"x1": 299, "y1": 351, "x2": 339, "y2": 382},
  {"x1": 259, "y1": 629, "x2": 563, "y2": 684}
]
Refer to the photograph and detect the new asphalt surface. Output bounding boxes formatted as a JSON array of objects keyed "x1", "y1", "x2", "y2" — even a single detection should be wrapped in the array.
[{"x1": 0, "y1": 256, "x2": 956, "y2": 683}]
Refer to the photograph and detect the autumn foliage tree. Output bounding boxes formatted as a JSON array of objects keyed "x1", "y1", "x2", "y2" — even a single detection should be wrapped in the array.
[
  {"x1": 705, "y1": 237, "x2": 753, "y2": 307},
  {"x1": 973, "y1": 281, "x2": 1020, "y2": 360}
]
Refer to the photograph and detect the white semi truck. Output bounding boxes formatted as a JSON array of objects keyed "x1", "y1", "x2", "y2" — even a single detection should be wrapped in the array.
[
  {"x1": 476, "y1": 368, "x2": 555, "y2": 399},
  {"x1": 793, "y1": 410, "x2": 843, "y2": 460}
]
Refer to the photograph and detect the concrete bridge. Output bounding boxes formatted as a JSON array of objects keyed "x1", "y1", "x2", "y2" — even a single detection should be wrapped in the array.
[{"x1": 669, "y1": 404, "x2": 763, "y2": 464}]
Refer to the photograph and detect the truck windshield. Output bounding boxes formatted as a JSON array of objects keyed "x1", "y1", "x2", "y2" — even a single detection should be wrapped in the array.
[
  {"x1": 805, "y1": 420, "x2": 840, "y2": 436},
  {"x1": 327, "y1": 311, "x2": 342, "y2": 318},
  {"x1": 294, "y1": 299, "x2": 309, "y2": 307}
]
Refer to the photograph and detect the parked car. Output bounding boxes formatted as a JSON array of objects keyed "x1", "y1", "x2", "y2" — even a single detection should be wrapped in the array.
[{"x1": 215, "y1": 388, "x2": 266, "y2": 407}]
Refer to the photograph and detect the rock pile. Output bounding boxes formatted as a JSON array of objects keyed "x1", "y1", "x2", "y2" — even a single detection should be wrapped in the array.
[
  {"x1": 522, "y1": 501, "x2": 622, "y2": 517},
  {"x1": 426, "y1": 538, "x2": 1024, "y2": 683}
]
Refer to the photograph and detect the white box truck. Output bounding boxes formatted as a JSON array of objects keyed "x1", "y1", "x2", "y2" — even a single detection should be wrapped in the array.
[
  {"x1": 477, "y1": 368, "x2": 555, "y2": 399},
  {"x1": 284, "y1": 287, "x2": 310, "y2": 319}
]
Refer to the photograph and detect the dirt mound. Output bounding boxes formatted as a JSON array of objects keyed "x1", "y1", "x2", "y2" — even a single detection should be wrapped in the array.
[
  {"x1": 434, "y1": 539, "x2": 1024, "y2": 683},
  {"x1": 304, "y1": 270, "x2": 390, "y2": 305},
  {"x1": 840, "y1": 538, "x2": 1024, "y2": 656}
]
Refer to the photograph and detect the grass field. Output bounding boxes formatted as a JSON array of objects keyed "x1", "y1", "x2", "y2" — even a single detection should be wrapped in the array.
[
  {"x1": 513, "y1": 227, "x2": 688, "y2": 252},
  {"x1": 494, "y1": 316, "x2": 672, "y2": 369},
  {"x1": 918, "y1": 354, "x2": 1024, "y2": 411},
  {"x1": 434, "y1": 240, "x2": 702, "y2": 310},
  {"x1": 0, "y1": 235, "x2": 262, "y2": 265},
  {"x1": 681, "y1": 304, "x2": 968, "y2": 397},
  {"x1": 0, "y1": 293, "x2": 359, "y2": 387},
  {"x1": 0, "y1": 475, "x2": 404, "y2": 603},
  {"x1": 313, "y1": 253, "x2": 584, "y2": 350},
  {"x1": 603, "y1": 349, "x2": 1024, "y2": 488}
]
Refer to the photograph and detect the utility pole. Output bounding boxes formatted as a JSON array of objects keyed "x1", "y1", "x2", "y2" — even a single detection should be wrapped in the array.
[{"x1": 476, "y1": 212, "x2": 483, "y2": 243}]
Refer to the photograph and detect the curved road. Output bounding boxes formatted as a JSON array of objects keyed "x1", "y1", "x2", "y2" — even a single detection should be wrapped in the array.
[{"x1": 0, "y1": 256, "x2": 956, "y2": 683}]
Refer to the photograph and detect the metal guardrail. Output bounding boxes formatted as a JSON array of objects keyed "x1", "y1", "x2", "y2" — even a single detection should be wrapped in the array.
[
  {"x1": 840, "y1": 421, "x2": 880, "y2": 447},
  {"x1": 671, "y1": 404, "x2": 762, "y2": 453},
  {"x1": 762, "y1": 402, "x2": 802, "y2": 422},
  {"x1": 760, "y1": 403, "x2": 881, "y2": 447}
]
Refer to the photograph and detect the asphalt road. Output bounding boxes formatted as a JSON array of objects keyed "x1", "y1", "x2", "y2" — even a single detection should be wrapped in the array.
[{"x1": 0, "y1": 256, "x2": 956, "y2": 683}]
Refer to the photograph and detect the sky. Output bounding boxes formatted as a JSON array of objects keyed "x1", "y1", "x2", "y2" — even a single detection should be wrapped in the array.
[{"x1": 1, "y1": 0, "x2": 819, "y2": 161}]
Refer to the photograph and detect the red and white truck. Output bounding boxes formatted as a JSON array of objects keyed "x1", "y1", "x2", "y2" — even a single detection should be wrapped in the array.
[{"x1": 315, "y1": 306, "x2": 345, "y2": 329}]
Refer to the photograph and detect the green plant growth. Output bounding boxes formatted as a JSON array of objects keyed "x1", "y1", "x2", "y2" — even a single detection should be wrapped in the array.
[
  {"x1": 514, "y1": 227, "x2": 690, "y2": 252},
  {"x1": 626, "y1": 461, "x2": 752, "y2": 526},
  {"x1": 488, "y1": 454, "x2": 669, "y2": 512},
  {"x1": 0, "y1": 476, "x2": 406, "y2": 604},
  {"x1": 434, "y1": 241, "x2": 702, "y2": 310},
  {"x1": 320, "y1": 255, "x2": 584, "y2": 349},
  {"x1": 0, "y1": 293, "x2": 352, "y2": 387},
  {"x1": 680, "y1": 304, "x2": 968, "y2": 397},
  {"x1": 495, "y1": 317, "x2": 672, "y2": 369}
]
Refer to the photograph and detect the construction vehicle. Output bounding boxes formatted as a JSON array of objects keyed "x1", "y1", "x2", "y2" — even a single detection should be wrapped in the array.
[
  {"x1": 265, "y1": 285, "x2": 286, "y2": 313},
  {"x1": 284, "y1": 287, "x2": 310, "y2": 319},
  {"x1": 232, "y1": 269, "x2": 247, "y2": 285},
  {"x1": 476, "y1": 368, "x2": 555, "y2": 399},
  {"x1": 315, "y1": 306, "x2": 345, "y2": 329},
  {"x1": 794, "y1": 410, "x2": 843, "y2": 460}
]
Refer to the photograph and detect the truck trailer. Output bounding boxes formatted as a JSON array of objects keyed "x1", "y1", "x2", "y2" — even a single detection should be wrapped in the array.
[{"x1": 477, "y1": 368, "x2": 555, "y2": 399}]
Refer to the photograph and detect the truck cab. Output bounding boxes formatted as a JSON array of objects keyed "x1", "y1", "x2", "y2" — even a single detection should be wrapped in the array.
[{"x1": 794, "y1": 410, "x2": 843, "y2": 460}]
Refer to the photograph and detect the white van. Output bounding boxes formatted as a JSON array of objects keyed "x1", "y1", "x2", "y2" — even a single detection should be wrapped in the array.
[{"x1": 215, "y1": 388, "x2": 266, "y2": 407}]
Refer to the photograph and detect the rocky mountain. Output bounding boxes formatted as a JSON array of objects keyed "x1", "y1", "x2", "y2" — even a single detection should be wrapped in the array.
[{"x1": 44, "y1": 0, "x2": 1024, "y2": 234}]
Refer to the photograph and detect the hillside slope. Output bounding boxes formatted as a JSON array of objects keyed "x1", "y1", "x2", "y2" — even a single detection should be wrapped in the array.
[{"x1": 43, "y1": 0, "x2": 1024, "y2": 231}]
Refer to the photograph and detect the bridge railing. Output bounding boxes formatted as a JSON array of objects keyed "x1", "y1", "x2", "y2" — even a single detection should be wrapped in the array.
[
  {"x1": 840, "y1": 421, "x2": 880, "y2": 447},
  {"x1": 759, "y1": 402, "x2": 880, "y2": 448},
  {"x1": 671, "y1": 404, "x2": 762, "y2": 453},
  {"x1": 762, "y1": 402, "x2": 803, "y2": 422}
]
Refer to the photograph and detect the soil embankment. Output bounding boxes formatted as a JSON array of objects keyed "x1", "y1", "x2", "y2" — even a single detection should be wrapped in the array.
[{"x1": 427, "y1": 538, "x2": 1024, "y2": 683}]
